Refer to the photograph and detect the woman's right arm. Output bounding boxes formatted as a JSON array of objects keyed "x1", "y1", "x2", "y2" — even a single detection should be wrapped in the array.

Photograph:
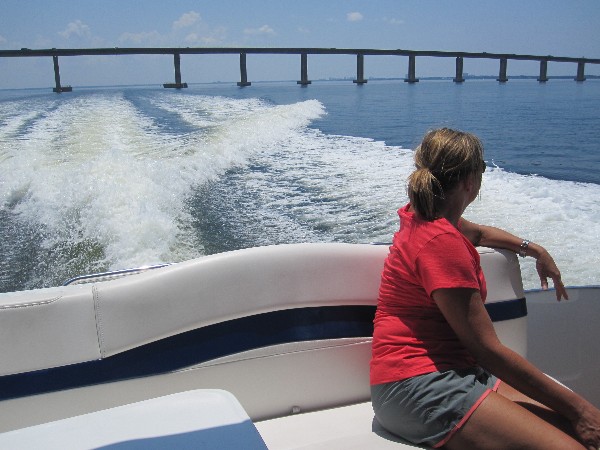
[
  {"x1": 460, "y1": 218, "x2": 568, "y2": 300},
  {"x1": 433, "y1": 287, "x2": 600, "y2": 448}
]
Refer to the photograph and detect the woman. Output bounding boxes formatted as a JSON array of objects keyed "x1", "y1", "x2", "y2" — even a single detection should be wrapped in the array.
[{"x1": 370, "y1": 128, "x2": 600, "y2": 449}]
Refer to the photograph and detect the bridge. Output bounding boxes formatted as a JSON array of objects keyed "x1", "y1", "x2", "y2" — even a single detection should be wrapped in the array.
[{"x1": 1, "y1": 47, "x2": 599, "y2": 92}]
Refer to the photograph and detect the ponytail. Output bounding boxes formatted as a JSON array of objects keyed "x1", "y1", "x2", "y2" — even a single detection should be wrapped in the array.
[{"x1": 407, "y1": 167, "x2": 444, "y2": 221}]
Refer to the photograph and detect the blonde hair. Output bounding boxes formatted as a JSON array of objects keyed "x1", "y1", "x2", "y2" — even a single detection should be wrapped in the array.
[{"x1": 407, "y1": 128, "x2": 484, "y2": 221}]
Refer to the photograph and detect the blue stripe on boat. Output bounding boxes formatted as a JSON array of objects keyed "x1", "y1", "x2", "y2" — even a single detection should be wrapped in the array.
[
  {"x1": 486, "y1": 297, "x2": 528, "y2": 322},
  {"x1": 0, "y1": 299, "x2": 526, "y2": 401}
]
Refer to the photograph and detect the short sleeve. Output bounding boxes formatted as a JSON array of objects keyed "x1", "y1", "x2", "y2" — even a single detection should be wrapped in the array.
[{"x1": 415, "y1": 232, "x2": 480, "y2": 297}]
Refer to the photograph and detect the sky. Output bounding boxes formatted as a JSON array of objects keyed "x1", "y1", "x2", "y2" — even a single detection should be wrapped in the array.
[{"x1": 1, "y1": 0, "x2": 599, "y2": 89}]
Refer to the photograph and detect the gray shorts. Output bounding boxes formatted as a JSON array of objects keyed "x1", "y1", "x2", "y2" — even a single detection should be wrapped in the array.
[{"x1": 371, "y1": 367, "x2": 501, "y2": 448}]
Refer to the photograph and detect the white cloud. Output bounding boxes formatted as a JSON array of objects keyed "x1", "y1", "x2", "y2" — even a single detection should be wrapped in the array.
[
  {"x1": 119, "y1": 30, "x2": 163, "y2": 45},
  {"x1": 185, "y1": 33, "x2": 201, "y2": 44},
  {"x1": 297, "y1": 27, "x2": 310, "y2": 34},
  {"x1": 119, "y1": 19, "x2": 226, "y2": 47},
  {"x1": 384, "y1": 17, "x2": 405, "y2": 25},
  {"x1": 173, "y1": 11, "x2": 200, "y2": 30},
  {"x1": 59, "y1": 20, "x2": 92, "y2": 39},
  {"x1": 185, "y1": 26, "x2": 227, "y2": 45},
  {"x1": 184, "y1": 32, "x2": 216, "y2": 45},
  {"x1": 184, "y1": 32, "x2": 198, "y2": 42},
  {"x1": 0, "y1": 35, "x2": 6, "y2": 44},
  {"x1": 244, "y1": 25, "x2": 275, "y2": 36},
  {"x1": 347, "y1": 12, "x2": 363, "y2": 22}
]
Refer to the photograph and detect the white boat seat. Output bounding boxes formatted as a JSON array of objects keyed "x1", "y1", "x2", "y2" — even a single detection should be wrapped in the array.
[
  {"x1": 256, "y1": 401, "x2": 428, "y2": 449},
  {"x1": 0, "y1": 244, "x2": 525, "y2": 378},
  {"x1": 0, "y1": 389, "x2": 268, "y2": 449}
]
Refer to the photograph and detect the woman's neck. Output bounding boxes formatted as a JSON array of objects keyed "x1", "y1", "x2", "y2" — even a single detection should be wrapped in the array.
[
  {"x1": 438, "y1": 175, "x2": 478, "y2": 228},
  {"x1": 437, "y1": 191, "x2": 469, "y2": 228}
]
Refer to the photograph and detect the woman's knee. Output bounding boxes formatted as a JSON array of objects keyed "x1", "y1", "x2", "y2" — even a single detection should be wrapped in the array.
[{"x1": 444, "y1": 391, "x2": 585, "y2": 450}]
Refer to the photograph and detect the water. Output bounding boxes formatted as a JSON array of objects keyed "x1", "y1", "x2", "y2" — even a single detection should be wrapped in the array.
[{"x1": 1, "y1": 80, "x2": 599, "y2": 293}]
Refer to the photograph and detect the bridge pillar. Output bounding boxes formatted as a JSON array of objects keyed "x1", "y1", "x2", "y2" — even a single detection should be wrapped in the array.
[
  {"x1": 353, "y1": 53, "x2": 367, "y2": 84},
  {"x1": 453, "y1": 56, "x2": 465, "y2": 83},
  {"x1": 537, "y1": 60, "x2": 548, "y2": 82},
  {"x1": 297, "y1": 52, "x2": 311, "y2": 86},
  {"x1": 237, "y1": 52, "x2": 251, "y2": 87},
  {"x1": 52, "y1": 56, "x2": 62, "y2": 92},
  {"x1": 163, "y1": 53, "x2": 188, "y2": 88},
  {"x1": 404, "y1": 55, "x2": 419, "y2": 83},
  {"x1": 497, "y1": 58, "x2": 508, "y2": 82},
  {"x1": 52, "y1": 55, "x2": 72, "y2": 93},
  {"x1": 575, "y1": 61, "x2": 586, "y2": 82}
]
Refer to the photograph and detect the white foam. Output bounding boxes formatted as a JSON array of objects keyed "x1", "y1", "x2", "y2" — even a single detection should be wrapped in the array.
[
  {"x1": 466, "y1": 167, "x2": 600, "y2": 289},
  {"x1": 0, "y1": 92, "x2": 326, "y2": 278},
  {"x1": 1, "y1": 91, "x2": 598, "y2": 291},
  {"x1": 206, "y1": 122, "x2": 600, "y2": 291}
]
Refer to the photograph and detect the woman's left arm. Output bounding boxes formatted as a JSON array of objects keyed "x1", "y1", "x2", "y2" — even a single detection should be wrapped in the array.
[
  {"x1": 434, "y1": 288, "x2": 599, "y2": 446},
  {"x1": 460, "y1": 218, "x2": 568, "y2": 300}
]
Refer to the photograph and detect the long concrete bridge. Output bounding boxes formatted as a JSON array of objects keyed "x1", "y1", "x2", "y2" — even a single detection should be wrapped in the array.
[{"x1": 1, "y1": 47, "x2": 599, "y2": 92}]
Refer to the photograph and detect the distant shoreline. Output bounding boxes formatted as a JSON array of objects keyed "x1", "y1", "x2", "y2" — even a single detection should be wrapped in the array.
[
  {"x1": 318, "y1": 74, "x2": 600, "y2": 81},
  {"x1": 1, "y1": 75, "x2": 599, "y2": 92}
]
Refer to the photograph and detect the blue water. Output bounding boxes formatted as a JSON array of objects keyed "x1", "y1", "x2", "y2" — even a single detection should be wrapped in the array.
[{"x1": 1, "y1": 80, "x2": 599, "y2": 292}]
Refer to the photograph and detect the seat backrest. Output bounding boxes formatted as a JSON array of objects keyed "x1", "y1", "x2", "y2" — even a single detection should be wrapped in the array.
[
  {"x1": 0, "y1": 243, "x2": 527, "y2": 427},
  {"x1": 0, "y1": 243, "x2": 526, "y2": 378},
  {"x1": 478, "y1": 247, "x2": 527, "y2": 357}
]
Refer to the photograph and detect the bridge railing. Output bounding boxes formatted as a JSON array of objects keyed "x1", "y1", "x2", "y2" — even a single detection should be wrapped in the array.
[{"x1": 1, "y1": 47, "x2": 598, "y2": 92}]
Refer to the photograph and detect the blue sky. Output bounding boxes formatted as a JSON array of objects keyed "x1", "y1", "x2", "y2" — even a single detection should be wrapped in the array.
[{"x1": 1, "y1": 0, "x2": 599, "y2": 88}]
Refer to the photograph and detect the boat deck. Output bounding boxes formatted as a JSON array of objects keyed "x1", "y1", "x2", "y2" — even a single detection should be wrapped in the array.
[
  {"x1": 0, "y1": 390, "x2": 424, "y2": 450},
  {"x1": 256, "y1": 401, "x2": 426, "y2": 449}
]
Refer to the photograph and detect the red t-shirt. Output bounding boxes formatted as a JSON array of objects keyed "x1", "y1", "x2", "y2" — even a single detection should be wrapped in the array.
[{"x1": 370, "y1": 204, "x2": 487, "y2": 385}]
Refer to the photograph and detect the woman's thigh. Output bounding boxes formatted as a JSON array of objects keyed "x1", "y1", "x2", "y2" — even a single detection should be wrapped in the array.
[{"x1": 443, "y1": 390, "x2": 584, "y2": 450}]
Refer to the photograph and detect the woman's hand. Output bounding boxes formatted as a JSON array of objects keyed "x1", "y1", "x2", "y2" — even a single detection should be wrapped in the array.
[
  {"x1": 535, "y1": 249, "x2": 569, "y2": 301},
  {"x1": 571, "y1": 402, "x2": 600, "y2": 450}
]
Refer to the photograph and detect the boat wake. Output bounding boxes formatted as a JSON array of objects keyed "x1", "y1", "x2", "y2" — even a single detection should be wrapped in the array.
[{"x1": 1, "y1": 89, "x2": 599, "y2": 292}]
